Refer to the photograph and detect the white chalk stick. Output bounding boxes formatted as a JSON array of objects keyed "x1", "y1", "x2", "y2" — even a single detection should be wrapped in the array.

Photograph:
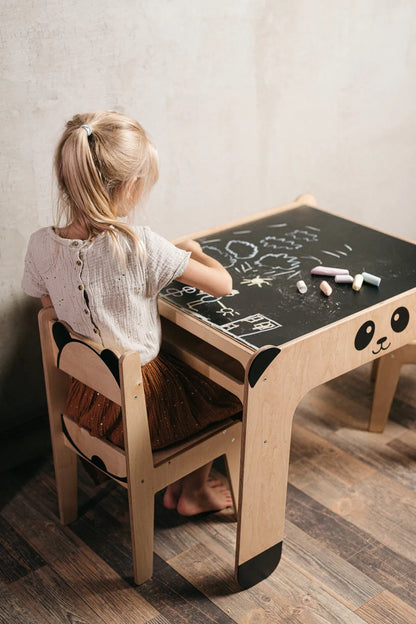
[
  {"x1": 362, "y1": 271, "x2": 381, "y2": 287},
  {"x1": 311, "y1": 266, "x2": 349, "y2": 276},
  {"x1": 334, "y1": 274, "x2": 354, "y2": 284},
  {"x1": 320, "y1": 280, "x2": 332, "y2": 296},
  {"x1": 296, "y1": 280, "x2": 307, "y2": 294},
  {"x1": 352, "y1": 274, "x2": 364, "y2": 291}
]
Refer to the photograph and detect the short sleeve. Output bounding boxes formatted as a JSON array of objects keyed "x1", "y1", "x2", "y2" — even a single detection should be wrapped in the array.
[
  {"x1": 21, "y1": 236, "x2": 49, "y2": 298},
  {"x1": 143, "y1": 227, "x2": 190, "y2": 297}
]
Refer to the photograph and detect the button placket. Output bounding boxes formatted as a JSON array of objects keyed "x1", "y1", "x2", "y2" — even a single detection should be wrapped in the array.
[
  {"x1": 75, "y1": 241, "x2": 87, "y2": 292},
  {"x1": 73, "y1": 239, "x2": 102, "y2": 343}
]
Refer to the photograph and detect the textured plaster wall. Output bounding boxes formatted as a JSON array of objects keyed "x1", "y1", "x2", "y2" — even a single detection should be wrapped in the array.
[{"x1": 1, "y1": 1, "x2": 415, "y2": 433}]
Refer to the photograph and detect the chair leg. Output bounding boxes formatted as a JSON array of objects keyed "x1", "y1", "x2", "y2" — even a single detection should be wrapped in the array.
[
  {"x1": 224, "y1": 436, "x2": 241, "y2": 513},
  {"x1": 128, "y1": 481, "x2": 155, "y2": 584},
  {"x1": 370, "y1": 353, "x2": 402, "y2": 432},
  {"x1": 51, "y1": 435, "x2": 78, "y2": 524}
]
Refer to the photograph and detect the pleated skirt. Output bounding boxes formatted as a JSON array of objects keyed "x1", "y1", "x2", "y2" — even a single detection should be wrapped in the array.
[{"x1": 64, "y1": 351, "x2": 242, "y2": 450}]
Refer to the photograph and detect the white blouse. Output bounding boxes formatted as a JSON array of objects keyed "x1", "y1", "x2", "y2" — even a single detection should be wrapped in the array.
[{"x1": 22, "y1": 225, "x2": 190, "y2": 364}]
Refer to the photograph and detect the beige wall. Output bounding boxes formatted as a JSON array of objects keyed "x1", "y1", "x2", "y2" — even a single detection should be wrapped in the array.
[{"x1": 1, "y1": 1, "x2": 415, "y2": 432}]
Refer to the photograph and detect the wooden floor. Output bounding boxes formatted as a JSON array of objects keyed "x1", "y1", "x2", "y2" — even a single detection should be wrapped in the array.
[{"x1": 1, "y1": 361, "x2": 415, "y2": 624}]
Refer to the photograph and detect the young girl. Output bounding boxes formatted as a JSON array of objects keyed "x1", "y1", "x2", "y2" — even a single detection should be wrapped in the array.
[{"x1": 22, "y1": 110, "x2": 241, "y2": 516}]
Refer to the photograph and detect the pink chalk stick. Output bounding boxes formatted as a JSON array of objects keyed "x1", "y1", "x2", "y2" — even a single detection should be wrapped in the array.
[
  {"x1": 320, "y1": 280, "x2": 333, "y2": 296},
  {"x1": 311, "y1": 266, "x2": 349, "y2": 276}
]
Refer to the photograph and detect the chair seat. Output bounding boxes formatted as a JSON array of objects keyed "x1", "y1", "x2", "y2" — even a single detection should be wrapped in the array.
[{"x1": 62, "y1": 413, "x2": 241, "y2": 486}]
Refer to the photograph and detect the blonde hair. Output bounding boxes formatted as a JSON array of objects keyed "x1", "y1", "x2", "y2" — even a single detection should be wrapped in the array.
[{"x1": 54, "y1": 110, "x2": 159, "y2": 252}]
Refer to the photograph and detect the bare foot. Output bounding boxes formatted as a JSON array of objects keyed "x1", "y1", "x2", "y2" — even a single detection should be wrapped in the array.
[
  {"x1": 163, "y1": 481, "x2": 182, "y2": 510},
  {"x1": 176, "y1": 480, "x2": 233, "y2": 516}
]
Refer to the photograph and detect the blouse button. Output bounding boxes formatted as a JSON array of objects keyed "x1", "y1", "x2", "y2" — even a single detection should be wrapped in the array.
[
  {"x1": 84, "y1": 309, "x2": 89, "y2": 314},
  {"x1": 71, "y1": 241, "x2": 78, "y2": 247},
  {"x1": 93, "y1": 328, "x2": 98, "y2": 334},
  {"x1": 76, "y1": 260, "x2": 82, "y2": 266},
  {"x1": 78, "y1": 285, "x2": 83, "y2": 290}
]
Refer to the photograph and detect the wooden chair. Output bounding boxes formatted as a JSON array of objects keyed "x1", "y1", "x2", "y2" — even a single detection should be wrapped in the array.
[
  {"x1": 38, "y1": 306, "x2": 242, "y2": 584},
  {"x1": 370, "y1": 342, "x2": 416, "y2": 432}
]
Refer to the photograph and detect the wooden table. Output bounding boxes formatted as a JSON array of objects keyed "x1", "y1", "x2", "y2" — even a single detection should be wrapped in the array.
[{"x1": 158, "y1": 196, "x2": 416, "y2": 588}]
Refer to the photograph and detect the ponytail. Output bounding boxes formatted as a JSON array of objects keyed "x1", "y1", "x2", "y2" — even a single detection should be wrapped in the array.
[{"x1": 54, "y1": 111, "x2": 159, "y2": 254}]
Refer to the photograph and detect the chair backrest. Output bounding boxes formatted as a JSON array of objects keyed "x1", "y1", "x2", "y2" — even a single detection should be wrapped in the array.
[
  {"x1": 50, "y1": 318, "x2": 122, "y2": 404},
  {"x1": 38, "y1": 307, "x2": 154, "y2": 483}
]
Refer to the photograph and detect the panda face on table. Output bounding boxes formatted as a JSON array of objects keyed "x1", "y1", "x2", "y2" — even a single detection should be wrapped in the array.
[{"x1": 354, "y1": 306, "x2": 410, "y2": 354}]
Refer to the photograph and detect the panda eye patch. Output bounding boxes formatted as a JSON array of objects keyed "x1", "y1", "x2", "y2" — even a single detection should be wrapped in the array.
[
  {"x1": 391, "y1": 307, "x2": 409, "y2": 333},
  {"x1": 354, "y1": 320, "x2": 375, "y2": 351}
]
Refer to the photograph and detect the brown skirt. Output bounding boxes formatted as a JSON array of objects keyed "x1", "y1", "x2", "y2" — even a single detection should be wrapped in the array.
[{"x1": 64, "y1": 351, "x2": 242, "y2": 450}]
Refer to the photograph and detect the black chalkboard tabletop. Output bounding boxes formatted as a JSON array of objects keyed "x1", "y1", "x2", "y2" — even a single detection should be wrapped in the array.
[{"x1": 160, "y1": 205, "x2": 416, "y2": 350}]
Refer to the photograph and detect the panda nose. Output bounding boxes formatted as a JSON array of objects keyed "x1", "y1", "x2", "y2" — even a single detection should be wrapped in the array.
[{"x1": 377, "y1": 336, "x2": 387, "y2": 346}]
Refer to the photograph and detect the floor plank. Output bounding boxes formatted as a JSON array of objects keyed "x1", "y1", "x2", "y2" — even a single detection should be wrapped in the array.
[
  {"x1": 0, "y1": 515, "x2": 46, "y2": 584},
  {"x1": 5, "y1": 565, "x2": 106, "y2": 624},
  {"x1": 2, "y1": 489, "x2": 159, "y2": 623},
  {"x1": 1, "y1": 359, "x2": 415, "y2": 623},
  {"x1": 387, "y1": 429, "x2": 416, "y2": 462},
  {"x1": 0, "y1": 578, "x2": 62, "y2": 624},
  {"x1": 356, "y1": 590, "x2": 416, "y2": 624},
  {"x1": 283, "y1": 521, "x2": 383, "y2": 609},
  {"x1": 168, "y1": 541, "x2": 371, "y2": 624},
  {"x1": 289, "y1": 460, "x2": 416, "y2": 562}
]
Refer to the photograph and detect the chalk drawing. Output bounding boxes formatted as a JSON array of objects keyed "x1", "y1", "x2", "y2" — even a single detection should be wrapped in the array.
[
  {"x1": 200, "y1": 245, "x2": 236, "y2": 268},
  {"x1": 288, "y1": 229, "x2": 319, "y2": 243},
  {"x1": 163, "y1": 285, "x2": 197, "y2": 298},
  {"x1": 186, "y1": 289, "x2": 239, "y2": 316},
  {"x1": 238, "y1": 261, "x2": 254, "y2": 273},
  {"x1": 260, "y1": 236, "x2": 303, "y2": 251},
  {"x1": 225, "y1": 240, "x2": 259, "y2": 259},
  {"x1": 220, "y1": 313, "x2": 281, "y2": 338},
  {"x1": 301, "y1": 256, "x2": 323, "y2": 264},
  {"x1": 255, "y1": 253, "x2": 300, "y2": 272},
  {"x1": 240, "y1": 276, "x2": 273, "y2": 288},
  {"x1": 322, "y1": 250, "x2": 342, "y2": 258},
  {"x1": 216, "y1": 301, "x2": 240, "y2": 317}
]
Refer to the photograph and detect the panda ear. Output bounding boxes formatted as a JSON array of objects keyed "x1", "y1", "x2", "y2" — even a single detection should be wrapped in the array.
[
  {"x1": 52, "y1": 322, "x2": 72, "y2": 351},
  {"x1": 100, "y1": 349, "x2": 120, "y2": 385}
]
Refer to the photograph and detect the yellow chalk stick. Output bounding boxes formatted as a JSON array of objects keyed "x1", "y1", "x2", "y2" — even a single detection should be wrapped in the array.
[{"x1": 352, "y1": 274, "x2": 364, "y2": 291}]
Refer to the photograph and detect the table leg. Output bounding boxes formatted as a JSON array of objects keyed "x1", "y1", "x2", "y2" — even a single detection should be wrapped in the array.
[{"x1": 235, "y1": 347, "x2": 299, "y2": 588}]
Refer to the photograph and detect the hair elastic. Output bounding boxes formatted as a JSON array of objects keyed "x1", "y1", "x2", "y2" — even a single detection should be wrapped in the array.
[{"x1": 81, "y1": 124, "x2": 92, "y2": 136}]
